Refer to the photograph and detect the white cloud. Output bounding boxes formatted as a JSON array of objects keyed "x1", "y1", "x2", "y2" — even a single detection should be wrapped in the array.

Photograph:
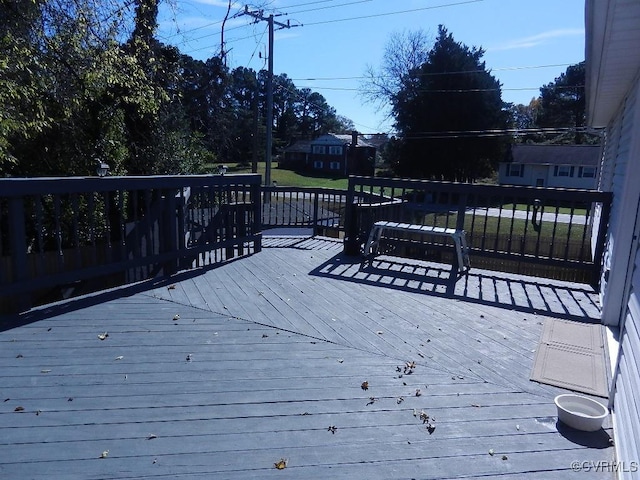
[{"x1": 491, "y1": 28, "x2": 584, "y2": 51}]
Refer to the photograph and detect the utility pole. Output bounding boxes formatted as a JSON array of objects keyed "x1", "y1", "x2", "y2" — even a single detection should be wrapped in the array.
[{"x1": 240, "y1": 6, "x2": 297, "y2": 190}]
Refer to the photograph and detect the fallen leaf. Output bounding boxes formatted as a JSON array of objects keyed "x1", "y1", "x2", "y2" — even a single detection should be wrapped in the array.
[
  {"x1": 488, "y1": 449, "x2": 495, "y2": 456},
  {"x1": 516, "y1": 424, "x2": 520, "y2": 431},
  {"x1": 168, "y1": 285, "x2": 176, "y2": 290},
  {"x1": 361, "y1": 381, "x2": 369, "y2": 391},
  {"x1": 97, "y1": 332, "x2": 108, "y2": 340},
  {"x1": 186, "y1": 354, "x2": 192, "y2": 362},
  {"x1": 115, "y1": 356, "x2": 123, "y2": 361},
  {"x1": 337, "y1": 358, "x2": 344, "y2": 363},
  {"x1": 147, "y1": 434, "x2": 157, "y2": 440},
  {"x1": 502, "y1": 455, "x2": 508, "y2": 461},
  {"x1": 396, "y1": 397, "x2": 404, "y2": 404},
  {"x1": 419, "y1": 410, "x2": 429, "y2": 423},
  {"x1": 274, "y1": 458, "x2": 287, "y2": 470},
  {"x1": 426, "y1": 423, "x2": 436, "y2": 434},
  {"x1": 3, "y1": 398, "x2": 9, "y2": 402},
  {"x1": 415, "y1": 389, "x2": 422, "y2": 397},
  {"x1": 327, "y1": 426, "x2": 337, "y2": 434},
  {"x1": 41, "y1": 369, "x2": 51, "y2": 373},
  {"x1": 471, "y1": 404, "x2": 481, "y2": 408},
  {"x1": 36, "y1": 410, "x2": 41, "y2": 416},
  {"x1": 376, "y1": 330, "x2": 383, "y2": 335},
  {"x1": 68, "y1": 398, "x2": 73, "y2": 402},
  {"x1": 366, "y1": 397, "x2": 376, "y2": 406},
  {"x1": 16, "y1": 354, "x2": 23, "y2": 358},
  {"x1": 172, "y1": 314, "x2": 180, "y2": 321},
  {"x1": 99, "y1": 450, "x2": 109, "y2": 459},
  {"x1": 14, "y1": 406, "x2": 25, "y2": 412}
]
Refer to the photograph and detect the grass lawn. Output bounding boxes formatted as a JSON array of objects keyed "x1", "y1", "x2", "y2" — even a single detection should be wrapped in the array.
[{"x1": 209, "y1": 162, "x2": 350, "y2": 189}]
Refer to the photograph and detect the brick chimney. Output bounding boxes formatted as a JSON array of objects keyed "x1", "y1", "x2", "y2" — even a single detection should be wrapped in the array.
[{"x1": 351, "y1": 130, "x2": 358, "y2": 147}]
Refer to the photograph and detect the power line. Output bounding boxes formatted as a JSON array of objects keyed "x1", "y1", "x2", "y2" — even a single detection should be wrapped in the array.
[{"x1": 301, "y1": 0, "x2": 484, "y2": 26}]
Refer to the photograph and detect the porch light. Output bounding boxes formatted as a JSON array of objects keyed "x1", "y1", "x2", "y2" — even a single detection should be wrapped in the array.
[{"x1": 96, "y1": 160, "x2": 110, "y2": 177}]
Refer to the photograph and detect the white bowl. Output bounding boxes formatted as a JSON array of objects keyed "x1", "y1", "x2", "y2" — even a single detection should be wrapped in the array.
[{"x1": 554, "y1": 394, "x2": 608, "y2": 432}]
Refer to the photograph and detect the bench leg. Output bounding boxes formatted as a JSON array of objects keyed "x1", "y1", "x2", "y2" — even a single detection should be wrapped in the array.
[
  {"x1": 459, "y1": 233, "x2": 470, "y2": 269},
  {"x1": 364, "y1": 226, "x2": 385, "y2": 265}
]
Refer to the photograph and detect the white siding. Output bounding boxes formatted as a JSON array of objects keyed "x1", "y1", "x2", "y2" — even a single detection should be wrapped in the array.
[
  {"x1": 613, "y1": 282, "x2": 640, "y2": 479},
  {"x1": 601, "y1": 78, "x2": 640, "y2": 479},
  {"x1": 591, "y1": 116, "x2": 620, "y2": 259},
  {"x1": 599, "y1": 83, "x2": 639, "y2": 321}
]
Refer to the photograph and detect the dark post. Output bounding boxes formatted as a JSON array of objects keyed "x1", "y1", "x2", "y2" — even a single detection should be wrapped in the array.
[
  {"x1": 312, "y1": 192, "x2": 320, "y2": 236},
  {"x1": 592, "y1": 193, "x2": 612, "y2": 288},
  {"x1": 251, "y1": 179, "x2": 262, "y2": 253},
  {"x1": 8, "y1": 197, "x2": 31, "y2": 312},
  {"x1": 162, "y1": 189, "x2": 179, "y2": 275},
  {"x1": 343, "y1": 176, "x2": 360, "y2": 255}
]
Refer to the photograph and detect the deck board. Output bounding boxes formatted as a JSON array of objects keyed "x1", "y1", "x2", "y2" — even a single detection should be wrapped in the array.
[{"x1": 0, "y1": 236, "x2": 614, "y2": 479}]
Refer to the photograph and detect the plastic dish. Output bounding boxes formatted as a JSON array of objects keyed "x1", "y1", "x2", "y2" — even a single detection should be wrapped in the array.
[{"x1": 554, "y1": 394, "x2": 608, "y2": 432}]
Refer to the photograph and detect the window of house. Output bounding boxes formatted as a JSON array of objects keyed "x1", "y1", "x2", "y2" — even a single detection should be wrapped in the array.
[
  {"x1": 554, "y1": 165, "x2": 574, "y2": 177},
  {"x1": 313, "y1": 160, "x2": 324, "y2": 169},
  {"x1": 312, "y1": 145, "x2": 326, "y2": 154},
  {"x1": 328, "y1": 146, "x2": 342, "y2": 155},
  {"x1": 506, "y1": 163, "x2": 523, "y2": 177},
  {"x1": 579, "y1": 166, "x2": 597, "y2": 178},
  {"x1": 329, "y1": 161, "x2": 341, "y2": 170}
]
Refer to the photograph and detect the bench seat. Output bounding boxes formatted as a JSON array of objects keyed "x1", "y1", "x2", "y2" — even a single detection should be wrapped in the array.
[{"x1": 364, "y1": 221, "x2": 470, "y2": 273}]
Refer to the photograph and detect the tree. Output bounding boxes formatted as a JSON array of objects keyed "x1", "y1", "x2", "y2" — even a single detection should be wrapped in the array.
[
  {"x1": 392, "y1": 26, "x2": 508, "y2": 181},
  {"x1": 536, "y1": 62, "x2": 588, "y2": 144},
  {"x1": 361, "y1": 29, "x2": 431, "y2": 123}
]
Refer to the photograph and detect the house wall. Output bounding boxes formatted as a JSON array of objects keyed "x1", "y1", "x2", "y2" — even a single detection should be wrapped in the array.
[
  {"x1": 499, "y1": 163, "x2": 598, "y2": 189},
  {"x1": 597, "y1": 76, "x2": 640, "y2": 479}
]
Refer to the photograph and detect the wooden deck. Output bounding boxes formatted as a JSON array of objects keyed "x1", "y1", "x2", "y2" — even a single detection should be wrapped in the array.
[{"x1": 0, "y1": 235, "x2": 615, "y2": 479}]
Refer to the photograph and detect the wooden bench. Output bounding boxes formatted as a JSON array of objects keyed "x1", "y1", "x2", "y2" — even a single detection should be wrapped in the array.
[{"x1": 364, "y1": 221, "x2": 470, "y2": 273}]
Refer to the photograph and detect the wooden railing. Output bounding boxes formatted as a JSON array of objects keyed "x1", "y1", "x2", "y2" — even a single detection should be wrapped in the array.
[
  {"x1": 0, "y1": 174, "x2": 262, "y2": 312},
  {"x1": 344, "y1": 176, "x2": 612, "y2": 285},
  {"x1": 260, "y1": 186, "x2": 351, "y2": 236},
  {"x1": 0, "y1": 173, "x2": 612, "y2": 312}
]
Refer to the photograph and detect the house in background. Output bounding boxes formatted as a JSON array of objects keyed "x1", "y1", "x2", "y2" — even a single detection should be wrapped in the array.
[
  {"x1": 278, "y1": 139, "x2": 312, "y2": 170},
  {"x1": 281, "y1": 131, "x2": 376, "y2": 177},
  {"x1": 586, "y1": 0, "x2": 640, "y2": 477},
  {"x1": 498, "y1": 144, "x2": 601, "y2": 189}
]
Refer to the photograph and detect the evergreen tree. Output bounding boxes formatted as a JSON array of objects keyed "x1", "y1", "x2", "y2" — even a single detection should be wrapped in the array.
[{"x1": 392, "y1": 26, "x2": 508, "y2": 181}]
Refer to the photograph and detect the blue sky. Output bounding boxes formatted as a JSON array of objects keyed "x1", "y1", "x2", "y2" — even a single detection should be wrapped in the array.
[{"x1": 157, "y1": 0, "x2": 586, "y2": 134}]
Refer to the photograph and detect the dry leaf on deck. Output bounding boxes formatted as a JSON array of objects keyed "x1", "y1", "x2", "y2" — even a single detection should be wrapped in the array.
[
  {"x1": 274, "y1": 458, "x2": 287, "y2": 469},
  {"x1": 361, "y1": 381, "x2": 369, "y2": 390},
  {"x1": 327, "y1": 426, "x2": 337, "y2": 434},
  {"x1": 99, "y1": 450, "x2": 109, "y2": 459},
  {"x1": 14, "y1": 406, "x2": 25, "y2": 412},
  {"x1": 172, "y1": 314, "x2": 180, "y2": 321},
  {"x1": 97, "y1": 332, "x2": 108, "y2": 340},
  {"x1": 168, "y1": 285, "x2": 176, "y2": 290}
]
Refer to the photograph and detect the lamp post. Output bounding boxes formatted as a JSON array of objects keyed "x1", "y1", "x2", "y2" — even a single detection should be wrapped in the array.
[{"x1": 96, "y1": 160, "x2": 110, "y2": 177}]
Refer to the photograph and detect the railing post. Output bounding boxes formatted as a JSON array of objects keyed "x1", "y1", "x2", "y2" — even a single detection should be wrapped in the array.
[
  {"x1": 252, "y1": 180, "x2": 262, "y2": 253},
  {"x1": 313, "y1": 192, "x2": 320, "y2": 236},
  {"x1": 343, "y1": 176, "x2": 360, "y2": 255},
  {"x1": 592, "y1": 193, "x2": 612, "y2": 288},
  {"x1": 8, "y1": 197, "x2": 31, "y2": 312},
  {"x1": 162, "y1": 189, "x2": 179, "y2": 275}
]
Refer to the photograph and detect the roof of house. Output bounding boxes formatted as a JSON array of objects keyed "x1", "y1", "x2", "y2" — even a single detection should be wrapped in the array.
[
  {"x1": 311, "y1": 133, "x2": 375, "y2": 148},
  {"x1": 283, "y1": 139, "x2": 313, "y2": 154},
  {"x1": 509, "y1": 144, "x2": 601, "y2": 166}
]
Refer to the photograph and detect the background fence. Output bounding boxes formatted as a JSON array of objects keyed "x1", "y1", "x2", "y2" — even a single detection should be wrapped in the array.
[
  {"x1": 0, "y1": 174, "x2": 262, "y2": 312},
  {"x1": 344, "y1": 176, "x2": 612, "y2": 285}
]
